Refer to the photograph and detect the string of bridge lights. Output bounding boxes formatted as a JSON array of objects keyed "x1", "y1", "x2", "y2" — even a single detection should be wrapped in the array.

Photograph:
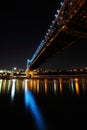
[{"x1": 27, "y1": 0, "x2": 74, "y2": 65}]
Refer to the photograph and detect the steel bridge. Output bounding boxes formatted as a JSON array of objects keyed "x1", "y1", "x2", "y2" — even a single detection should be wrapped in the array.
[{"x1": 27, "y1": 0, "x2": 87, "y2": 71}]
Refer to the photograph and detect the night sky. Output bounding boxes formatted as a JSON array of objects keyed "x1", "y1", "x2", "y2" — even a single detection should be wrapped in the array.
[{"x1": 0, "y1": 0, "x2": 87, "y2": 70}]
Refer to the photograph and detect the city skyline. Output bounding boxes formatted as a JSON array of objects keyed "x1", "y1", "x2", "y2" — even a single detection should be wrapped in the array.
[{"x1": 0, "y1": 0, "x2": 87, "y2": 70}]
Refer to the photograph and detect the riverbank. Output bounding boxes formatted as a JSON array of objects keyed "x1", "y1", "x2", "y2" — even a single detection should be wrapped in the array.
[{"x1": 0, "y1": 73, "x2": 87, "y2": 79}]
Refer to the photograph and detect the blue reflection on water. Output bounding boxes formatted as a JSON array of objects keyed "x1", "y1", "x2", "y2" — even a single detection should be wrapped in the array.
[{"x1": 24, "y1": 80, "x2": 46, "y2": 130}]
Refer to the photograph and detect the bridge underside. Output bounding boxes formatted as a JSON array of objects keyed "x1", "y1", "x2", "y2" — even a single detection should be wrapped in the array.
[
  {"x1": 29, "y1": 31, "x2": 84, "y2": 70},
  {"x1": 29, "y1": 1, "x2": 87, "y2": 71}
]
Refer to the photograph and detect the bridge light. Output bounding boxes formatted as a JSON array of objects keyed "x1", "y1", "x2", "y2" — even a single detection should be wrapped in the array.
[
  {"x1": 41, "y1": 40, "x2": 44, "y2": 43},
  {"x1": 55, "y1": 14, "x2": 58, "y2": 18},
  {"x1": 48, "y1": 29, "x2": 50, "y2": 32},
  {"x1": 27, "y1": 59, "x2": 31, "y2": 63},
  {"x1": 60, "y1": 2, "x2": 63, "y2": 6},
  {"x1": 44, "y1": 35, "x2": 47, "y2": 38},
  {"x1": 52, "y1": 20, "x2": 55, "y2": 24},
  {"x1": 70, "y1": 2, "x2": 73, "y2": 6},
  {"x1": 57, "y1": 10, "x2": 60, "y2": 13},
  {"x1": 49, "y1": 25, "x2": 52, "y2": 28},
  {"x1": 46, "y1": 32, "x2": 48, "y2": 36},
  {"x1": 60, "y1": 17, "x2": 63, "y2": 20}
]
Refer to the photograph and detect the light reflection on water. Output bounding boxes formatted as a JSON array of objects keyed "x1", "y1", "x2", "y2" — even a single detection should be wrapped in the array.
[
  {"x1": 11, "y1": 79, "x2": 16, "y2": 101},
  {"x1": 24, "y1": 79, "x2": 46, "y2": 130},
  {"x1": 0, "y1": 77, "x2": 87, "y2": 129},
  {"x1": 0, "y1": 77, "x2": 87, "y2": 96}
]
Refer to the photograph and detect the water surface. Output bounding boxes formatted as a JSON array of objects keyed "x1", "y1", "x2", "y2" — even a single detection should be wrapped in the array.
[{"x1": 0, "y1": 77, "x2": 87, "y2": 130}]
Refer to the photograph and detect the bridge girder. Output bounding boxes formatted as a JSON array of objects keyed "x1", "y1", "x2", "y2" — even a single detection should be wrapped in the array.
[{"x1": 28, "y1": 0, "x2": 87, "y2": 71}]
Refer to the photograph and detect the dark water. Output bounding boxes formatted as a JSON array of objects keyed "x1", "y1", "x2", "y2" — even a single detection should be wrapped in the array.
[{"x1": 0, "y1": 77, "x2": 87, "y2": 130}]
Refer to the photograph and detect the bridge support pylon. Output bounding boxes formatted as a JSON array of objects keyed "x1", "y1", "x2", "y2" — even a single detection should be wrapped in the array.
[
  {"x1": 25, "y1": 59, "x2": 31, "y2": 76},
  {"x1": 26, "y1": 59, "x2": 31, "y2": 70}
]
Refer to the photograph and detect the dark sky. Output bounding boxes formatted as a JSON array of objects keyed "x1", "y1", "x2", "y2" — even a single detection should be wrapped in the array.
[{"x1": 0, "y1": 0, "x2": 87, "y2": 70}]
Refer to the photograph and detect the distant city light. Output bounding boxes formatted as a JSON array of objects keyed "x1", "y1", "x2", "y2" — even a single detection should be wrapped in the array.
[
  {"x1": 13, "y1": 67, "x2": 17, "y2": 70},
  {"x1": 0, "y1": 70, "x2": 3, "y2": 73},
  {"x1": 60, "y1": 2, "x2": 64, "y2": 6}
]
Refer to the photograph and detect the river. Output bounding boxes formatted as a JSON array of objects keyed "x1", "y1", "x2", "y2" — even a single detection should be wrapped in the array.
[{"x1": 0, "y1": 76, "x2": 87, "y2": 130}]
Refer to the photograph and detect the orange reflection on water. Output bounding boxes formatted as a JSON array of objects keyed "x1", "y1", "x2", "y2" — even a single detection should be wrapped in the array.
[
  {"x1": 29, "y1": 80, "x2": 33, "y2": 90},
  {"x1": 74, "y1": 78, "x2": 80, "y2": 95},
  {"x1": 59, "y1": 79, "x2": 62, "y2": 94},
  {"x1": 16, "y1": 79, "x2": 23, "y2": 92},
  {"x1": 44, "y1": 79, "x2": 47, "y2": 94},
  {"x1": 37, "y1": 80, "x2": 40, "y2": 94},
  {"x1": 3, "y1": 80, "x2": 7, "y2": 91},
  {"x1": 33, "y1": 80, "x2": 37, "y2": 92},
  {"x1": 26, "y1": 80, "x2": 39, "y2": 94}
]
